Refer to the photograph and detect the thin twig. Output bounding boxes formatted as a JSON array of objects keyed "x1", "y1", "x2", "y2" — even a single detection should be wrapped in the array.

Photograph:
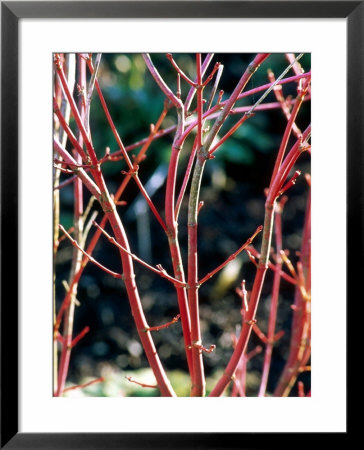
[
  {"x1": 92, "y1": 221, "x2": 186, "y2": 288},
  {"x1": 59, "y1": 224, "x2": 123, "y2": 279},
  {"x1": 199, "y1": 226, "x2": 263, "y2": 286}
]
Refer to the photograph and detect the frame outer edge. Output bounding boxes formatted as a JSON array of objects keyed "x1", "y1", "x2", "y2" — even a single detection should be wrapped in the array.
[
  {"x1": 1, "y1": 3, "x2": 19, "y2": 449},
  {"x1": 0, "y1": 0, "x2": 359, "y2": 448},
  {"x1": 347, "y1": 0, "x2": 363, "y2": 436},
  {"x1": 2, "y1": 1, "x2": 362, "y2": 19}
]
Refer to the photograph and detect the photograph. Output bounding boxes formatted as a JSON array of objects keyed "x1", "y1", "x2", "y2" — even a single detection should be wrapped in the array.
[{"x1": 53, "y1": 52, "x2": 311, "y2": 398}]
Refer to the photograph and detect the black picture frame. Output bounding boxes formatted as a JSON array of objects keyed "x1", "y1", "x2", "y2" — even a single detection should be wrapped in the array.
[{"x1": 0, "y1": 1, "x2": 358, "y2": 448}]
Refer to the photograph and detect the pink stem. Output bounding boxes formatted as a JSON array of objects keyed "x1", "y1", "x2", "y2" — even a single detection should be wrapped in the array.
[
  {"x1": 258, "y1": 199, "x2": 285, "y2": 397},
  {"x1": 209, "y1": 124, "x2": 310, "y2": 397},
  {"x1": 164, "y1": 105, "x2": 193, "y2": 376}
]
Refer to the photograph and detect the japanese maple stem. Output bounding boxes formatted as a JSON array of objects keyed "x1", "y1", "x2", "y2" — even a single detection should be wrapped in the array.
[
  {"x1": 112, "y1": 105, "x2": 168, "y2": 202},
  {"x1": 209, "y1": 124, "x2": 310, "y2": 396},
  {"x1": 203, "y1": 54, "x2": 270, "y2": 151},
  {"x1": 55, "y1": 56, "x2": 98, "y2": 166},
  {"x1": 267, "y1": 126, "x2": 311, "y2": 204},
  {"x1": 188, "y1": 154, "x2": 206, "y2": 396},
  {"x1": 53, "y1": 97, "x2": 88, "y2": 163},
  {"x1": 87, "y1": 58, "x2": 167, "y2": 232},
  {"x1": 258, "y1": 204, "x2": 283, "y2": 397},
  {"x1": 144, "y1": 57, "x2": 194, "y2": 375},
  {"x1": 53, "y1": 54, "x2": 75, "y2": 394},
  {"x1": 184, "y1": 53, "x2": 214, "y2": 113},
  {"x1": 268, "y1": 69, "x2": 302, "y2": 138},
  {"x1": 53, "y1": 138, "x2": 101, "y2": 199},
  {"x1": 143, "y1": 53, "x2": 181, "y2": 107},
  {"x1": 187, "y1": 54, "x2": 206, "y2": 396},
  {"x1": 85, "y1": 53, "x2": 101, "y2": 135},
  {"x1": 55, "y1": 104, "x2": 169, "y2": 329},
  {"x1": 56, "y1": 97, "x2": 310, "y2": 192},
  {"x1": 80, "y1": 171, "x2": 176, "y2": 396},
  {"x1": 56, "y1": 55, "x2": 86, "y2": 396},
  {"x1": 269, "y1": 78, "x2": 310, "y2": 188},
  {"x1": 63, "y1": 376, "x2": 104, "y2": 393},
  {"x1": 210, "y1": 108, "x2": 310, "y2": 396},
  {"x1": 174, "y1": 142, "x2": 197, "y2": 220},
  {"x1": 165, "y1": 105, "x2": 193, "y2": 376},
  {"x1": 209, "y1": 203, "x2": 275, "y2": 396},
  {"x1": 58, "y1": 55, "x2": 165, "y2": 234},
  {"x1": 274, "y1": 193, "x2": 311, "y2": 397},
  {"x1": 186, "y1": 54, "x2": 271, "y2": 397},
  {"x1": 54, "y1": 72, "x2": 310, "y2": 192},
  {"x1": 56, "y1": 189, "x2": 83, "y2": 395},
  {"x1": 54, "y1": 105, "x2": 168, "y2": 333},
  {"x1": 175, "y1": 61, "x2": 222, "y2": 220},
  {"x1": 56, "y1": 56, "x2": 175, "y2": 396},
  {"x1": 102, "y1": 196, "x2": 176, "y2": 396}
]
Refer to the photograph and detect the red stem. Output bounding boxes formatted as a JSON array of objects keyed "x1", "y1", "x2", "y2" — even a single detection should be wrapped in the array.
[
  {"x1": 86, "y1": 58, "x2": 167, "y2": 233},
  {"x1": 202, "y1": 62, "x2": 221, "y2": 87},
  {"x1": 209, "y1": 207, "x2": 274, "y2": 397},
  {"x1": 54, "y1": 78, "x2": 311, "y2": 194},
  {"x1": 268, "y1": 69, "x2": 302, "y2": 138},
  {"x1": 71, "y1": 326, "x2": 90, "y2": 347},
  {"x1": 184, "y1": 53, "x2": 214, "y2": 114},
  {"x1": 258, "y1": 200, "x2": 285, "y2": 397},
  {"x1": 208, "y1": 114, "x2": 251, "y2": 156},
  {"x1": 269, "y1": 77, "x2": 310, "y2": 189},
  {"x1": 186, "y1": 54, "x2": 270, "y2": 397},
  {"x1": 166, "y1": 53, "x2": 196, "y2": 87},
  {"x1": 202, "y1": 54, "x2": 270, "y2": 152},
  {"x1": 143, "y1": 53, "x2": 182, "y2": 108},
  {"x1": 97, "y1": 184, "x2": 176, "y2": 397},
  {"x1": 199, "y1": 226, "x2": 263, "y2": 285},
  {"x1": 174, "y1": 142, "x2": 198, "y2": 219},
  {"x1": 247, "y1": 245, "x2": 297, "y2": 285},
  {"x1": 164, "y1": 105, "x2": 193, "y2": 377},
  {"x1": 196, "y1": 54, "x2": 203, "y2": 149},
  {"x1": 267, "y1": 126, "x2": 311, "y2": 205},
  {"x1": 56, "y1": 58, "x2": 87, "y2": 396},
  {"x1": 210, "y1": 124, "x2": 309, "y2": 398},
  {"x1": 174, "y1": 60, "x2": 223, "y2": 220},
  {"x1": 53, "y1": 138, "x2": 101, "y2": 199},
  {"x1": 56, "y1": 55, "x2": 176, "y2": 396},
  {"x1": 93, "y1": 221, "x2": 186, "y2": 287},
  {"x1": 147, "y1": 314, "x2": 181, "y2": 332},
  {"x1": 274, "y1": 191, "x2": 311, "y2": 397},
  {"x1": 53, "y1": 98, "x2": 88, "y2": 162},
  {"x1": 63, "y1": 377, "x2": 104, "y2": 394},
  {"x1": 54, "y1": 55, "x2": 98, "y2": 167},
  {"x1": 59, "y1": 224, "x2": 123, "y2": 279},
  {"x1": 187, "y1": 54, "x2": 205, "y2": 397},
  {"x1": 54, "y1": 105, "x2": 169, "y2": 334},
  {"x1": 126, "y1": 376, "x2": 158, "y2": 390}
]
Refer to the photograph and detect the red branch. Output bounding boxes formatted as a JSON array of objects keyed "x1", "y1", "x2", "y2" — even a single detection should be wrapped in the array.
[
  {"x1": 63, "y1": 377, "x2": 104, "y2": 394},
  {"x1": 147, "y1": 314, "x2": 181, "y2": 332},
  {"x1": 199, "y1": 226, "x2": 263, "y2": 286},
  {"x1": 71, "y1": 326, "x2": 90, "y2": 347},
  {"x1": 125, "y1": 376, "x2": 158, "y2": 390},
  {"x1": 59, "y1": 224, "x2": 123, "y2": 279}
]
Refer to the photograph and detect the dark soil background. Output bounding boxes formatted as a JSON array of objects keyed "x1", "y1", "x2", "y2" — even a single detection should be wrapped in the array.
[{"x1": 55, "y1": 53, "x2": 311, "y2": 396}]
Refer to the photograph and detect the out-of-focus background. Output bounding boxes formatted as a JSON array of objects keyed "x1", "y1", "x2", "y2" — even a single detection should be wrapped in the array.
[{"x1": 55, "y1": 53, "x2": 311, "y2": 396}]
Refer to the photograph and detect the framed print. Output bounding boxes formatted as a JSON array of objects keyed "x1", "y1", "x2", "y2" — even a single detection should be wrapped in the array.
[{"x1": 1, "y1": 1, "x2": 358, "y2": 448}]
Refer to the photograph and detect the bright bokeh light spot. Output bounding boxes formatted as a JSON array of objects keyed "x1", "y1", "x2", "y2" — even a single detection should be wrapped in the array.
[{"x1": 115, "y1": 55, "x2": 131, "y2": 73}]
